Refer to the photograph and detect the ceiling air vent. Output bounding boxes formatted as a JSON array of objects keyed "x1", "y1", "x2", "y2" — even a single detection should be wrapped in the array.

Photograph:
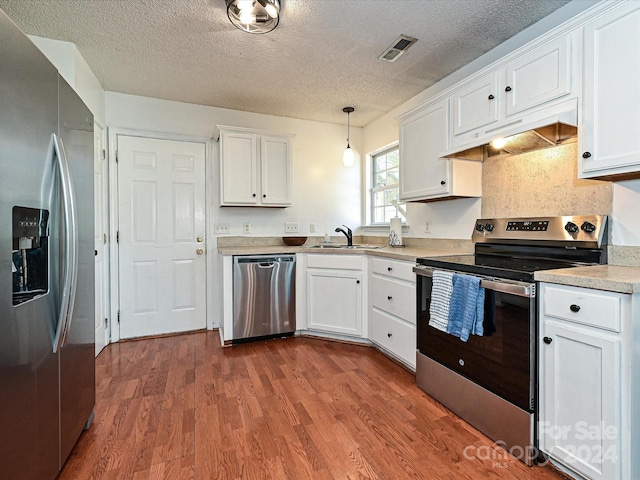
[{"x1": 378, "y1": 35, "x2": 418, "y2": 63}]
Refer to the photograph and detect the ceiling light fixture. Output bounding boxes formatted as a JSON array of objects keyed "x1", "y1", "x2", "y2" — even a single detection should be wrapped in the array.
[
  {"x1": 342, "y1": 107, "x2": 355, "y2": 167},
  {"x1": 226, "y1": 0, "x2": 280, "y2": 34}
]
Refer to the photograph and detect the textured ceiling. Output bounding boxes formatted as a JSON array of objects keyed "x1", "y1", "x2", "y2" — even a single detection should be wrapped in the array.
[{"x1": 0, "y1": 0, "x2": 572, "y2": 127}]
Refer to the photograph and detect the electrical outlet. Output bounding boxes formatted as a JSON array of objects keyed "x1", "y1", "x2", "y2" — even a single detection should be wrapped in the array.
[
  {"x1": 243, "y1": 222, "x2": 251, "y2": 234},
  {"x1": 284, "y1": 222, "x2": 299, "y2": 233},
  {"x1": 215, "y1": 223, "x2": 230, "y2": 234},
  {"x1": 309, "y1": 223, "x2": 316, "y2": 233},
  {"x1": 425, "y1": 221, "x2": 431, "y2": 233}
]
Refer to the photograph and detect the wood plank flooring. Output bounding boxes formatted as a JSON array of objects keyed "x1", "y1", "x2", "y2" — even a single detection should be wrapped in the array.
[{"x1": 59, "y1": 331, "x2": 568, "y2": 479}]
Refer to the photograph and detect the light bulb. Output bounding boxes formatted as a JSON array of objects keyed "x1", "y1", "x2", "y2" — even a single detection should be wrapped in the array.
[
  {"x1": 239, "y1": 10, "x2": 256, "y2": 24},
  {"x1": 491, "y1": 137, "x2": 507, "y2": 149},
  {"x1": 237, "y1": 0, "x2": 253, "y2": 10},
  {"x1": 343, "y1": 146, "x2": 355, "y2": 167}
]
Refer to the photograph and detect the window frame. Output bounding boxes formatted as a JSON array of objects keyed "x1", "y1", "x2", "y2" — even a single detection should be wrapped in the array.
[{"x1": 367, "y1": 142, "x2": 405, "y2": 226}]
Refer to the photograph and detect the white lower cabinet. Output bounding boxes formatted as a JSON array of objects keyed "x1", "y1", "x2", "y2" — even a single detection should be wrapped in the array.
[
  {"x1": 368, "y1": 257, "x2": 416, "y2": 369},
  {"x1": 303, "y1": 254, "x2": 364, "y2": 338},
  {"x1": 539, "y1": 282, "x2": 635, "y2": 480}
]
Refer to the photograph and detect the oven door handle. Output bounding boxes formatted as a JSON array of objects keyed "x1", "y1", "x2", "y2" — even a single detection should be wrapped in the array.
[{"x1": 413, "y1": 266, "x2": 534, "y2": 298}]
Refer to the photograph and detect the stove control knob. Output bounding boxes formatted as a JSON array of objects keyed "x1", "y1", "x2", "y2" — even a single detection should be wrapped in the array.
[
  {"x1": 475, "y1": 223, "x2": 485, "y2": 232},
  {"x1": 581, "y1": 221, "x2": 596, "y2": 234},
  {"x1": 564, "y1": 221, "x2": 579, "y2": 234},
  {"x1": 484, "y1": 223, "x2": 495, "y2": 232}
]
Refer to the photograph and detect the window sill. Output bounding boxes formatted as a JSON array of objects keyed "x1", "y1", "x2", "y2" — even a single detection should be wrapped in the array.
[{"x1": 361, "y1": 224, "x2": 409, "y2": 233}]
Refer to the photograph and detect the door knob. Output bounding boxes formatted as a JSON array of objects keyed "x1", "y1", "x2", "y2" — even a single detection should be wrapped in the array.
[
  {"x1": 197, "y1": 236, "x2": 204, "y2": 242},
  {"x1": 196, "y1": 248, "x2": 204, "y2": 255}
]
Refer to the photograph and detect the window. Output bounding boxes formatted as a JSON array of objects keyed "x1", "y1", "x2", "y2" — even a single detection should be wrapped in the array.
[{"x1": 370, "y1": 146, "x2": 406, "y2": 224}]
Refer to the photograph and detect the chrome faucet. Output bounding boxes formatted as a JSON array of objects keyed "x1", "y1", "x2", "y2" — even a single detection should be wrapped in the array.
[{"x1": 335, "y1": 225, "x2": 353, "y2": 246}]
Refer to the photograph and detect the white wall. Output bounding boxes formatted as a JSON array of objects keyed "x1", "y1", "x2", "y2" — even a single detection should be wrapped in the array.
[
  {"x1": 28, "y1": 35, "x2": 106, "y2": 124},
  {"x1": 105, "y1": 92, "x2": 362, "y2": 238},
  {"x1": 612, "y1": 180, "x2": 640, "y2": 246}
]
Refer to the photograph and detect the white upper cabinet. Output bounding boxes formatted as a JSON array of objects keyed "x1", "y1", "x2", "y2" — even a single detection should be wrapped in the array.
[
  {"x1": 215, "y1": 126, "x2": 293, "y2": 207},
  {"x1": 399, "y1": 98, "x2": 481, "y2": 202},
  {"x1": 579, "y1": 2, "x2": 640, "y2": 179},
  {"x1": 451, "y1": 34, "x2": 573, "y2": 149}
]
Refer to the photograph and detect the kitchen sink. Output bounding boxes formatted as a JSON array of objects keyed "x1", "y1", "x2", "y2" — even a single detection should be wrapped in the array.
[{"x1": 308, "y1": 244, "x2": 384, "y2": 249}]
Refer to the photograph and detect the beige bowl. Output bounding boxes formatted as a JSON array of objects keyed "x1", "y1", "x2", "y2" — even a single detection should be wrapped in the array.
[{"x1": 282, "y1": 236, "x2": 307, "y2": 246}]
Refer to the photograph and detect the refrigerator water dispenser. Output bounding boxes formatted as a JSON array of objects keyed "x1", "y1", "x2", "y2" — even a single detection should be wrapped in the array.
[{"x1": 12, "y1": 206, "x2": 49, "y2": 305}]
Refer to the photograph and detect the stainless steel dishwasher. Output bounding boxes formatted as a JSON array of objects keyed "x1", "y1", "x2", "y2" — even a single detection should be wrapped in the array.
[{"x1": 233, "y1": 254, "x2": 296, "y2": 342}]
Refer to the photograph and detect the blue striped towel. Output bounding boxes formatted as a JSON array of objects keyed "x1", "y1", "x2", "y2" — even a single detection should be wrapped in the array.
[
  {"x1": 428, "y1": 270, "x2": 454, "y2": 332},
  {"x1": 447, "y1": 273, "x2": 485, "y2": 342}
]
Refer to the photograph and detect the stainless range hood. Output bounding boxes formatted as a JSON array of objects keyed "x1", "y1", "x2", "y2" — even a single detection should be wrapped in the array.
[{"x1": 442, "y1": 100, "x2": 578, "y2": 161}]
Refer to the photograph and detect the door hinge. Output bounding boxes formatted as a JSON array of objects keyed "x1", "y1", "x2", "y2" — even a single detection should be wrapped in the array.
[
  {"x1": 102, "y1": 148, "x2": 106, "y2": 160},
  {"x1": 104, "y1": 317, "x2": 108, "y2": 328},
  {"x1": 116, "y1": 231, "x2": 119, "y2": 243},
  {"x1": 103, "y1": 233, "x2": 107, "y2": 244},
  {"x1": 117, "y1": 310, "x2": 120, "y2": 323},
  {"x1": 115, "y1": 150, "x2": 119, "y2": 163}
]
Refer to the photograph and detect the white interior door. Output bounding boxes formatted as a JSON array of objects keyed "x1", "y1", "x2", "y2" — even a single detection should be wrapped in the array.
[
  {"x1": 117, "y1": 136, "x2": 206, "y2": 339},
  {"x1": 94, "y1": 123, "x2": 109, "y2": 355}
]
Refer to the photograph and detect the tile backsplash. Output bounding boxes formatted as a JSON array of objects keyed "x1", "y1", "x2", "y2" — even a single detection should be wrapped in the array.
[{"x1": 481, "y1": 142, "x2": 612, "y2": 219}]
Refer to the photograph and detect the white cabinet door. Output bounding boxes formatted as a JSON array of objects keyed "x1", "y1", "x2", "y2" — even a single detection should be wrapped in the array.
[
  {"x1": 452, "y1": 70, "x2": 501, "y2": 136},
  {"x1": 580, "y1": 3, "x2": 640, "y2": 178},
  {"x1": 307, "y1": 269, "x2": 362, "y2": 336},
  {"x1": 260, "y1": 135, "x2": 292, "y2": 206},
  {"x1": 399, "y1": 99, "x2": 450, "y2": 201},
  {"x1": 220, "y1": 131, "x2": 258, "y2": 205},
  {"x1": 540, "y1": 320, "x2": 620, "y2": 480},
  {"x1": 506, "y1": 35, "x2": 571, "y2": 117}
]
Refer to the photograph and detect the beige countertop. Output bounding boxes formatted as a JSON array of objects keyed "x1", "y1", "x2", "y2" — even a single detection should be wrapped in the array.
[
  {"x1": 219, "y1": 241, "x2": 640, "y2": 293},
  {"x1": 535, "y1": 265, "x2": 640, "y2": 294},
  {"x1": 217, "y1": 244, "x2": 466, "y2": 262}
]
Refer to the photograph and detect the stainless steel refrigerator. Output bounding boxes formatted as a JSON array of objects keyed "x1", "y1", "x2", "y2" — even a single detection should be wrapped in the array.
[{"x1": 0, "y1": 10, "x2": 95, "y2": 480}]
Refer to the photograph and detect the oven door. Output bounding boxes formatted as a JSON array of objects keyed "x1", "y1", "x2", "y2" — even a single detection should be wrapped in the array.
[{"x1": 415, "y1": 266, "x2": 536, "y2": 413}]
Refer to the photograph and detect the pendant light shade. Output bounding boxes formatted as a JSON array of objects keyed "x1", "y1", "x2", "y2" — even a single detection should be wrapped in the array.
[
  {"x1": 226, "y1": 0, "x2": 280, "y2": 34},
  {"x1": 343, "y1": 107, "x2": 355, "y2": 167}
]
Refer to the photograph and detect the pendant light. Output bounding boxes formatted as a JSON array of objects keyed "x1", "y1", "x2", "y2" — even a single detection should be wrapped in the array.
[
  {"x1": 342, "y1": 107, "x2": 355, "y2": 167},
  {"x1": 226, "y1": 0, "x2": 280, "y2": 34}
]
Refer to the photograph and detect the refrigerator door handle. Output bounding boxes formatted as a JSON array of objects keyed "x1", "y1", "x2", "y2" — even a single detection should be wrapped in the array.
[
  {"x1": 58, "y1": 136, "x2": 79, "y2": 348},
  {"x1": 59, "y1": 137, "x2": 79, "y2": 347},
  {"x1": 51, "y1": 133, "x2": 76, "y2": 353}
]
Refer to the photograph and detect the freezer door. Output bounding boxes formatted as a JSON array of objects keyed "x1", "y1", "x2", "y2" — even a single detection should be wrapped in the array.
[
  {"x1": 57, "y1": 77, "x2": 96, "y2": 466},
  {"x1": 0, "y1": 10, "x2": 60, "y2": 480}
]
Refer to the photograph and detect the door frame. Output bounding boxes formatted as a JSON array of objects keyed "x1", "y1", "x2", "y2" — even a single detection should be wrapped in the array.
[
  {"x1": 94, "y1": 120, "x2": 110, "y2": 354},
  {"x1": 107, "y1": 128, "x2": 214, "y2": 343}
]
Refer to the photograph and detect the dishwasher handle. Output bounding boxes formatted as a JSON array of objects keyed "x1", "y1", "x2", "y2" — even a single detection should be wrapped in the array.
[{"x1": 234, "y1": 255, "x2": 295, "y2": 265}]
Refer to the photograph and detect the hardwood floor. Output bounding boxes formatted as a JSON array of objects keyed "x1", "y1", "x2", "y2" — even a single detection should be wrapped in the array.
[{"x1": 59, "y1": 331, "x2": 568, "y2": 479}]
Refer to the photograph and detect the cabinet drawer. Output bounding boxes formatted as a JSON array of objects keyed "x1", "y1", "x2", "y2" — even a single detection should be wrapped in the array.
[
  {"x1": 370, "y1": 276, "x2": 416, "y2": 323},
  {"x1": 370, "y1": 257, "x2": 415, "y2": 283},
  {"x1": 307, "y1": 254, "x2": 362, "y2": 270},
  {"x1": 370, "y1": 309, "x2": 416, "y2": 368},
  {"x1": 542, "y1": 284, "x2": 623, "y2": 332}
]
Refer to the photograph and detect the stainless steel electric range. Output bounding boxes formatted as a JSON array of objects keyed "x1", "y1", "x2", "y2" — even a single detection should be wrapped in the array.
[{"x1": 413, "y1": 215, "x2": 607, "y2": 465}]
